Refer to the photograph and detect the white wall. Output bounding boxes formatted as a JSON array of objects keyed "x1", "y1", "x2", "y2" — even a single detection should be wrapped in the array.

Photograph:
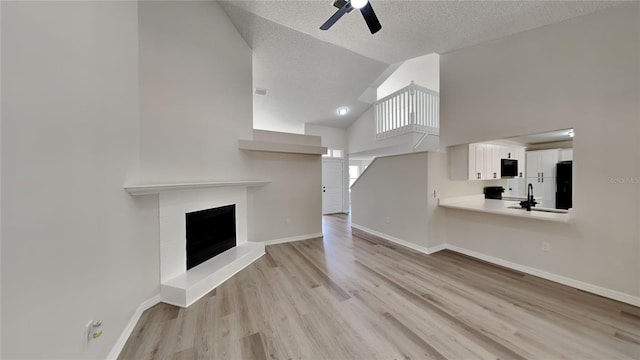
[
  {"x1": 377, "y1": 53, "x2": 440, "y2": 99},
  {"x1": 440, "y1": 3, "x2": 640, "y2": 298},
  {"x1": 304, "y1": 124, "x2": 347, "y2": 151},
  {"x1": 139, "y1": 1, "x2": 321, "y2": 245},
  {"x1": 305, "y1": 124, "x2": 349, "y2": 212},
  {"x1": 351, "y1": 152, "x2": 435, "y2": 248},
  {"x1": 1, "y1": 1, "x2": 322, "y2": 358},
  {"x1": 248, "y1": 152, "x2": 322, "y2": 242},
  {"x1": 347, "y1": 107, "x2": 375, "y2": 155},
  {"x1": 1, "y1": 2, "x2": 159, "y2": 358},
  {"x1": 139, "y1": 1, "x2": 254, "y2": 183},
  {"x1": 0, "y1": 3, "x2": 3, "y2": 355}
]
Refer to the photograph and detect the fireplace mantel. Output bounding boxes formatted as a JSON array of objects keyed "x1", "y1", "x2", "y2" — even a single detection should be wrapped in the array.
[{"x1": 123, "y1": 179, "x2": 271, "y2": 195}]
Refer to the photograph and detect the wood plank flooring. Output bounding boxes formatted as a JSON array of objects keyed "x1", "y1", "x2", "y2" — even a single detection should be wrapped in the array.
[{"x1": 119, "y1": 214, "x2": 640, "y2": 359}]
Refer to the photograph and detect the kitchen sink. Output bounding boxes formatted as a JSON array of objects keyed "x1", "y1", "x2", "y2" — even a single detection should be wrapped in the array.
[{"x1": 507, "y1": 206, "x2": 569, "y2": 214}]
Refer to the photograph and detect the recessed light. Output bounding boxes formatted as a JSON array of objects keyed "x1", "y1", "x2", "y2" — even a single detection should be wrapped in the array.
[{"x1": 337, "y1": 106, "x2": 349, "y2": 116}]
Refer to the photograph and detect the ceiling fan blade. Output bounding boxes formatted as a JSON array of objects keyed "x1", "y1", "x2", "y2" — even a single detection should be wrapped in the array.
[
  {"x1": 360, "y1": 2, "x2": 381, "y2": 34},
  {"x1": 320, "y1": 2, "x2": 352, "y2": 30}
]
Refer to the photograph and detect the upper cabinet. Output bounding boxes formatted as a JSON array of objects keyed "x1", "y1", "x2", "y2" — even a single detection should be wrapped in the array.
[
  {"x1": 450, "y1": 142, "x2": 525, "y2": 181},
  {"x1": 526, "y1": 149, "x2": 559, "y2": 180}
]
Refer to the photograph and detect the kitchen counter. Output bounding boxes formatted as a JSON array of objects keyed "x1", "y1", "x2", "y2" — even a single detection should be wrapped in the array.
[{"x1": 439, "y1": 195, "x2": 571, "y2": 223}]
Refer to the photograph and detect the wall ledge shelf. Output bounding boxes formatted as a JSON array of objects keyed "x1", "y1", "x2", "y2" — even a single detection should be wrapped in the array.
[
  {"x1": 238, "y1": 139, "x2": 327, "y2": 155},
  {"x1": 123, "y1": 180, "x2": 271, "y2": 195}
]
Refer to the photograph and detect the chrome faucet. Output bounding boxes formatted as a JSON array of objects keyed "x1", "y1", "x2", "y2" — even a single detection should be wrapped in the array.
[{"x1": 520, "y1": 183, "x2": 537, "y2": 211}]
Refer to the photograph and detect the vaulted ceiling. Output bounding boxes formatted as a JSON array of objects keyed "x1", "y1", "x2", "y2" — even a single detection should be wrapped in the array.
[{"x1": 220, "y1": 1, "x2": 624, "y2": 133}]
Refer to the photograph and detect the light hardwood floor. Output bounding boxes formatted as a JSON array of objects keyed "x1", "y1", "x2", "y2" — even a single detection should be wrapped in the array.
[{"x1": 119, "y1": 214, "x2": 640, "y2": 359}]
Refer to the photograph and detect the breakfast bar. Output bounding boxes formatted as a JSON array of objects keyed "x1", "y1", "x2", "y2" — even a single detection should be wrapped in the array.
[{"x1": 439, "y1": 195, "x2": 572, "y2": 223}]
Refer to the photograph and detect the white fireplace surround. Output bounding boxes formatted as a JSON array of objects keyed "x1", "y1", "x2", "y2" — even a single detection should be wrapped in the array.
[{"x1": 124, "y1": 180, "x2": 269, "y2": 307}]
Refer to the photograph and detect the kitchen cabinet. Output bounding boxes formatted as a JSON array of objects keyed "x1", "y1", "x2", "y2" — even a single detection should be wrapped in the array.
[
  {"x1": 450, "y1": 143, "x2": 488, "y2": 180},
  {"x1": 450, "y1": 143, "x2": 480, "y2": 180},
  {"x1": 450, "y1": 143, "x2": 524, "y2": 181},
  {"x1": 526, "y1": 149, "x2": 559, "y2": 208},
  {"x1": 526, "y1": 149, "x2": 558, "y2": 180}
]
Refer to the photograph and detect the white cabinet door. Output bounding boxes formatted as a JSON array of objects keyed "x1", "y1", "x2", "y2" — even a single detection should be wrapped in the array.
[
  {"x1": 524, "y1": 177, "x2": 553, "y2": 208},
  {"x1": 526, "y1": 152, "x2": 539, "y2": 180},
  {"x1": 538, "y1": 150, "x2": 559, "y2": 179},
  {"x1": 540, "y1": 175, "x2": 557, "y2": 208},
  {"x1": 515, "y1": 148, "x2": 526, "y2": 178},
  {"x1": 485, "y1": 144, "x2": 501, "y2": 180},
  {"x1": 470, "y1": 143, "x2": 486, "y2": 180},
  {"x1": 527, "y1": 149, "x2": 559, "y2": 180},
  {"x1": 526, "y1": 149, "x2": 560, "y2": 208}
]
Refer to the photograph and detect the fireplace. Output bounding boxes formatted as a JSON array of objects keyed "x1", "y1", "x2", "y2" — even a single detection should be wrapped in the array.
[
  {"x1": 186, "y1": 204, "x2": 236, "y2": 270},
  {"x1": 155, "y1": 186, "x2": 263, "y2": 307}
]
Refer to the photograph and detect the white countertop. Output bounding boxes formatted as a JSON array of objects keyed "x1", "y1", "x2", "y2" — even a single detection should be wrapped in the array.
[{"x1": 439, "y1": 195, "x2": 571, "y2": 223}]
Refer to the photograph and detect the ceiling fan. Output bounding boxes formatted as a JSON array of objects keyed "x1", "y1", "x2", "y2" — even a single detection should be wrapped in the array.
[{"x1": 320, "y1": 0, "x2": 382, "y2": 34}]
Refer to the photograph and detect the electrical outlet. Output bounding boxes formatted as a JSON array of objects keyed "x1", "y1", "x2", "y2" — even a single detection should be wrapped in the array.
[
  {"x1": 86, "y1": 320, "x2": 103, "y2": 343},
  {"x1": 541, "y1": 241, "x2": 551, "y2": 252}
]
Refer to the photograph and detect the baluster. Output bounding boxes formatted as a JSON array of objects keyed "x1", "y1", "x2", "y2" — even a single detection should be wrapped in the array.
[
  {"x1": 419, "y1": 91, "x2": 423, "y2": 129},
  {"x1": 436, "y1": 94, "x2": 439, "y2": 129},
  {"x1": 431, "y1": 94, "x2": 435, "y2": 129},
  {"x1": 401, "y1": 91, "x2": 404, "y2": 130}
]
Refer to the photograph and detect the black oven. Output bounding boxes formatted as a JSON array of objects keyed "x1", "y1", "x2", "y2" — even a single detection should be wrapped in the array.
[{"x1": 501, "y1": 158, "x2": 518, "y2": 178}]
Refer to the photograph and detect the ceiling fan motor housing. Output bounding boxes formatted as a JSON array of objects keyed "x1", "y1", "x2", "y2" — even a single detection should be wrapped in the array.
[{"x1": 332, "y1": 0, "x2": 348, "y2": 9}]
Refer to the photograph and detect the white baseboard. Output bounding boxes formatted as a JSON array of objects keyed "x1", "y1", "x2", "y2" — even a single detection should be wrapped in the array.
[
  {"x1": 260, "y1": 232, "x2": 324, "y2": 245},
  {"x1": 351, "y1": 225, "x2": 640, "y2": 308},
  {"x1": 445, "y1": 245, "x2": 640, "y2": 308},
  {"x1": 350, "y1": 223, "x2": 444, "y2": 255},
  {"x1": 107, "y1": 294, "x2": 161, "y2": 360}
]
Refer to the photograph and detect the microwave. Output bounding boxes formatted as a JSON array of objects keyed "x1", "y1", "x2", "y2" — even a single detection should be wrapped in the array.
[{"x1": 501, "y1": 158, "x2": 518, "y2": 178}]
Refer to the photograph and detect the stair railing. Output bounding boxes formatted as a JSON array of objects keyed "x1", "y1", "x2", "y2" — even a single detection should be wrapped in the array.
[{"x1": 374, "y1": 81, "x2": 439, "y2": 140}]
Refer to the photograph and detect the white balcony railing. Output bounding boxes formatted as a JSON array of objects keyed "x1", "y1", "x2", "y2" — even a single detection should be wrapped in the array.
[{"x1": 374, "y1": 82, "x2": 439, "y2": 140}]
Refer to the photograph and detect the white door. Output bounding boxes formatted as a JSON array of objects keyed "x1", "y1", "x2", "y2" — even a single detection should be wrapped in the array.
[{"x1": 322, "y1": 159, "x2": 343, "y2": 214}]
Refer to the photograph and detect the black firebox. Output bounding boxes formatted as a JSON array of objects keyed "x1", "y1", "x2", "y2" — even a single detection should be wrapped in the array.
[{"x1": 185, "y1": 204, "x2": 236, "y2": 270}]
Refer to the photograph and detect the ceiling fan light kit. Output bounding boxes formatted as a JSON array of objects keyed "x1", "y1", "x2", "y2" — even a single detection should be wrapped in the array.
[
  {"x1": 350, "y1": 0, "x2": 369, "y2": 9},
  {"x1": 320, "y1": 0, "x2": 382, "y2": 34}
]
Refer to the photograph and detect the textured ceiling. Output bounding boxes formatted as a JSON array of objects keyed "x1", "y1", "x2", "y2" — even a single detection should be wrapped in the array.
[
  {"x1": 220, "y1": 0, "x2": 626, "y2": 132},
  {"x1": 221, "y1": 2, "x2": 389, "y2": 132}
]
